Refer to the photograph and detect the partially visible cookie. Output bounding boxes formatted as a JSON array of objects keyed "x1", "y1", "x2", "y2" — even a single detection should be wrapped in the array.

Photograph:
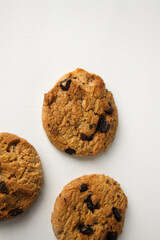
[
  {"x1": 42, "y1": 68, "x2": 118, "y2": 157},
  {"x1": 0, "y1": 132, "x2": 43, "y2": 220},
  {"x1": 51, "y1": 174, "x2": 127, "y2": 240}
]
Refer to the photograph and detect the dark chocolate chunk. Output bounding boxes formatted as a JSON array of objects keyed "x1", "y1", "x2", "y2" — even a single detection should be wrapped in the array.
[
  {"x1": 1, "y1": 207, "x2": 6, "y2": 211},
  {"x1": 0, "y1": 181, "x2": 9, "y2": 194},
  {"x1": 106, "y1": 89, "x2": 108, "y2": 93},
  {"x1": 8, "y1": 208, "x2": 23, "y2": 216},
  {"x1": 60, "y1": 79, "x2": 71, "y2": 91},
  {"x1": 6, "y1": 139, "x2": 20, "y2": 153},
  {"x1": 89, "y1": 124, "x2": 93, "y2": 129},
  {"x1": 106, "y1": 232, "x2": 117, "y2": 240},
  {"x1": 96, "y1": 116, "x2": 110, "y2": 133},
  {"x1": 105, "y1": 102, "x2": 113, "y2": 115},
  {"x1": 79, "y1": 223, "x2": 93, "y2": 235},
  {"x1": 65, "y1": 148, "x2": 76, "y2": 155},
  {"x1": 80, "y1": 184, "x2": 88, "y2": 192},
  {"x1": 112, "y1": 207, "x2": 122, "y2": 222},
  {"x1": 84, "y1": 194, "x2": 99, "y2": 213},
  {"x1": 80, "y1": 133, "x2": 94, "y2": 141}
]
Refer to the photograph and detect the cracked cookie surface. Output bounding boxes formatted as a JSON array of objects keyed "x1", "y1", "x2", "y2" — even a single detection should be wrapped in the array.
[
  {"x1": 0, "y1": 132, "x2": 43, "y2": 220},
  {"x1": 42, "y1": 68, "x2": 118, "y2": 157},
  {"x1": 51, "y1": 174, "x2": 127, "y2": 240}
]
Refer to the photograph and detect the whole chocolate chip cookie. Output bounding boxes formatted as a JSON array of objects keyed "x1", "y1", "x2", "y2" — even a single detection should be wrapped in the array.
[
  {"x1": 51, "y1": 174, "x2": 127, "y2": 240},
  {"x1": 0, "y1": 132, "x2": 43, "y2": 220},
  {"x1": 42, "y1": 68, "x2": 118, "y2": 157}
]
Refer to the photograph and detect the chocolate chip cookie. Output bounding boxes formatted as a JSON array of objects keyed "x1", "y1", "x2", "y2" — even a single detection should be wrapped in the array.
[
  {"x1": 51, "y1": 174, "x2": 127, "y2": 240},
  {"x1": 0, "y1": 132, "x2": 43, "y2": 220},
  {"x1": 42, "y1": 68, "x2": 118, "y2": 157}
]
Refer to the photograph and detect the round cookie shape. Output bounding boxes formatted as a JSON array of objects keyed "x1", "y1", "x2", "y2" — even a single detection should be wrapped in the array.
[
  {"x1": 42, "y1": 68, "x2": 118, "y2": 157},
  {"x1": 0, "y1": 132, "x2": 43, "y2": 220},
  {"x1": 51, "y1": 174, "x2": 127, "y2": 240}
]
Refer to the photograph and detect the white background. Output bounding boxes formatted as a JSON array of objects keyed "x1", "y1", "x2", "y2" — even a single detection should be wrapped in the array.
[{"x1": 0, "y1": 0, "x2": 160, "y2": 239}]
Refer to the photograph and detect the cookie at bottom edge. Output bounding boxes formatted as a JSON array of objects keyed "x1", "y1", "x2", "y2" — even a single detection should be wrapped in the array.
[{"x1": 51, "y1": 174, "x2": 127, "y2": 239}]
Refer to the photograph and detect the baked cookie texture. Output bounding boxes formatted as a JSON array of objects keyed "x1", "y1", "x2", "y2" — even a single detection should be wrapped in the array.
[
  {"x1": 42, "y1": 68, "x2": 118, "y2": 157},
  {"x1": 0, "y1": 132, "x2": 43, "y2": 220},
  {"x1": 51, "y1": 174, "x2": 127, "y2": 240}
]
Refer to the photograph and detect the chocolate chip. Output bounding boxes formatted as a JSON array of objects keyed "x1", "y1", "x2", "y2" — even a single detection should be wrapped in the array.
[
  {"x1": 96, "y1": 116, "x2": 110, "y2": 133},
  {"x1": 65, "y1": 148, "x2": 76, "y2": 155},
  {"x1": 80, "y1": 133, "x2": 94, "y2": 141},
  {"x1": 80, "y1": 184, "x2": 88, "y2": 192},
  {"x1": 106, "y1": 232, "x2": 117, "y2": 240},
  {"x1": 8, "y1": 208, "x2": 23, "y2": 216},
  {"x1": 112, "y1": 207, "x2": 122, "y2": 222},
  {"x1": 89, "y1": 124, "x2": 93, "y2": 129},
  {"x1": 1, "y1": 208, "x2": 6, "y2": 211},
  {"x1": 60, "y1": 79, "x2": 71, "y2": 91},
  {"x1": 106, "y1": 102, "x2": 113, "y2": 115},
  {"x1": 84, "y1": 194, "x2": 99, "y2": 213},
  {"x1": 106, "y1": 89, "x2": 108, "y2": 93},
  {"x1": 79, "y1": 223, "x2": 93, "y2": 235},
  {"x1": 80, "y1": 133, "x2": 88, "y2": 141},
  {"x1": 0, "y1": 181, "x2": 9, "y2": 194},
  {"x1": 7, "y1": 140, "x2": 20, "y2": 153}
]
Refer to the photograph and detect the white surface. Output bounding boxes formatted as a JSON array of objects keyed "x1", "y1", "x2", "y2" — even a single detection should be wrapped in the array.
[{"x1": 0, "y1": 0, "x2": 160, "y2": 239}]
